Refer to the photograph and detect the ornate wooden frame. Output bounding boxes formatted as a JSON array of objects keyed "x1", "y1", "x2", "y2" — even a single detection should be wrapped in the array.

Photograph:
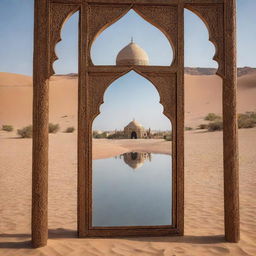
[{"x1": 32, "y1": 0, "x2": 239, "y2": 248}]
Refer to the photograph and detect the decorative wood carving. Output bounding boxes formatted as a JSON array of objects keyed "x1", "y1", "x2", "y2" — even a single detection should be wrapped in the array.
[
  {"x1": 88, "y1": 4, "x2": 131, "y2": 47},
  {"x1": 144, "y1": 73, "x2": 177, "y2": 120},
  {"x1": 49, "y1": 3, "x2": 80, "y2": 76},
  {"x1": 88, "y1": 72, "x2": 123, "y2": 121},
  {"x1": 88, "y1": 70, "x2": 176, "y2": 122},
  {"x1": 134, "y1": 5, "x2": 178, "y2": 65},
  {"x1": 186, "y1": 4, "x2": 224, "y2": 77}
]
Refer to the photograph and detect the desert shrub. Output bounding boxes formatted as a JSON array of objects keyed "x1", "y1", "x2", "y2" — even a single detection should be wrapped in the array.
[
  {"x1": 48, "y1": 123, "x2": 59, "y2": 133},
  {"x1": 65, "y1": 127, "x2": 75, "y2": 133},
  {"x1": 238, "y1": 113, "x2": 255, "y2": 128},
  {"x1": 198, "y1": 124, "x2": 209, "y2": 130},
  {"x1": 93, "y1": 132, "x2": 108, "y2": 139},
  {"x1": 17, "y1": 125, "x2": 33, "y2": 138},
  {"x1": 204, "y1": 113, "x2": 221, "y2": 121},
  {"x1": 247, "y1": 112, "x2": 256, "y2": 122},
  {"x1": 185, "y1": 127, "x2": 193, "y2": 131},
  {"x1": 208, "y1": 121, "x2": 223, "y2": 132},
  {"x1": 107, "y1": 132, "x2": 125, "y2": 139},
  {"x1": 164, "y1": 132, "x2": 172, "y2": 141},
  {"x1": 2, "y1": 125, "x2": 13, "y2": 132},
  {"x1": 164, "y1": 135, "x2": 172, "y2": 141}
]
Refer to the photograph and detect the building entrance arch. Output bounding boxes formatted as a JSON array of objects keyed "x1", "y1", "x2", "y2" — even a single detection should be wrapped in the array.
[{"x1": 131, "y1": 131, "x2": 137, "y2": 139}]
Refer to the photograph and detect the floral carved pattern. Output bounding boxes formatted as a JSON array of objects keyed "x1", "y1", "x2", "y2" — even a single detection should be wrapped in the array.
[
  {"x1": 49, "y1": 3, "x2": 79, "y2": 76},
  {"x1": 186, "y1": 4, "x2": 225, "y2": 77}
]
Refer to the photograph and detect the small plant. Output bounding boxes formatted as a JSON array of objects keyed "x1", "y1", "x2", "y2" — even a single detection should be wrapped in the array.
[
  {"x1": 238, "y1": 113, "x2": 255, "y2": 129},
  {"x1": 48, "y1": 123, "x2": 59, "y2": 133},
  {"x1": 185, "y1": 127, "x2": 193, "y2": 131},
  {"x1": 164, "y1": 135, "x2": 172, "y2": 141},
  {"x1": 208, "y1": 121, "x2": 223, "y2": 132},
  {"x1": 198, "y1": 124, "x2": 209, "y2": 130},
  {"x1": 204, "y1": 113, "x2": 221, "y2": 121},
  {"x1": 94, "y1": 132, "x2": 108, "y2": 139},
  {"x1": 17, "y1": 125, "x2": 33, "y2": 138},
  {"x1": 65, "y1": 127, "x2": 75, "y2": 133},
  {"x1": 164, "y1": 132, "x2": 172, "y2": 141},
  {"x1": 2, "y1": 125, "x2": 13, "y2": 132}
]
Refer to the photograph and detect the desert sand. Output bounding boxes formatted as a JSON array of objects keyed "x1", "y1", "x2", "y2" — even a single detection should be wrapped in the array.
[
  {"x1": 0, "y1": 72, "x2": 256, "y2": 255},
  {"x1": 0, "y1": 129, "x2": 255, "y2": 255}
]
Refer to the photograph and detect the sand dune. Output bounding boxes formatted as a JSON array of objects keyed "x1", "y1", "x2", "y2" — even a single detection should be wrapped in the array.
[
  {"x1": 0, "y1": 72, "x2": 256, "y2": 128},
  {"x1": 0, "y1": 72, "x2": 256, "y2": 255}
]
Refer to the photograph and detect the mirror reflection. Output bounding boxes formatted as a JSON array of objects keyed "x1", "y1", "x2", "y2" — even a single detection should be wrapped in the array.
[{"x1": 92, "y1": 152, "x2": 172, "y2": 227}]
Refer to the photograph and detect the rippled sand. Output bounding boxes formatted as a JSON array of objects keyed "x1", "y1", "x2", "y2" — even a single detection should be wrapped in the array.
[{"x1": 0, "y1": 128, "x2": 255, "y2": 255}]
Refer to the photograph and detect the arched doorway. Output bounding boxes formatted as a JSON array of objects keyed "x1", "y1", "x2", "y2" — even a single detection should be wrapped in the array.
[{"x1": 131, "y1": 131, "x2": 137, "y2": 139}]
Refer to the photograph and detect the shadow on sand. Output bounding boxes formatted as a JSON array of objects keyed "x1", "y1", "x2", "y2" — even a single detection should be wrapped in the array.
[{"x1": 0, "y1": 229, "x2": 225, "y2": 249}]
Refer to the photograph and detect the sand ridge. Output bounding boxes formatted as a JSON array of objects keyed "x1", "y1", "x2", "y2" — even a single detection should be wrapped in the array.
[{"x1": 0, "y1": 72, "x2": 256, "y2": 128}]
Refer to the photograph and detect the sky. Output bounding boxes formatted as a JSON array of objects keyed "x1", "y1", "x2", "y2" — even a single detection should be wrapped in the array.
[{"x1": 0, "y1": 0, "x2": 255, "y2": 130}]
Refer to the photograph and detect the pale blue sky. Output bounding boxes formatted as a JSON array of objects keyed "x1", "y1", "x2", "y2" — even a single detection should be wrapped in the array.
[{"x1": 0, "y1": 0, "x2": 255, "y2": 130}]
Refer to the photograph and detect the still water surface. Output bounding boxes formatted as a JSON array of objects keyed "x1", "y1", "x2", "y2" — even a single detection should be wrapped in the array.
[{"x1": 92, "y1": 152, "x2": 172, "y2": 227}]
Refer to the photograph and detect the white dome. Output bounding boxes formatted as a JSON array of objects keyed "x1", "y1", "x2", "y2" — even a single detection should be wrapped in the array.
[
  {"x1": 125, "y1": 120, "x2": 143, "y2": 129},
  {"x1": 116, "y1": 41, "x2": 149, "y2": 66}
]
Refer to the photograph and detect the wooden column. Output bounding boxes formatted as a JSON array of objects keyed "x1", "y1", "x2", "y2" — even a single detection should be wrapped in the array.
[
  {"x1": 177, "y1": 2, "x2": 185, "y2": 235},
  {"x1": 32, "y1": 0, "x2": 50, "y2": 248},
  {"x1": 78, "y1": 2, "x2": 88, "y2": 237},
  {"x1": 223, "y1": 0, "x2": 240, "y2": 243}
]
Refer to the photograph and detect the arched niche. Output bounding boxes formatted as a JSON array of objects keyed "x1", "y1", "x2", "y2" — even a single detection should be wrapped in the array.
[{"x1": 90, "y1": 9, "x2": 174, "y2": 66}]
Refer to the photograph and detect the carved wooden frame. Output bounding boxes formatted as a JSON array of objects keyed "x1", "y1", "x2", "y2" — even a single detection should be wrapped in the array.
[{"x1": 32, "y1": 0, "x2": 239, "y2": 248}]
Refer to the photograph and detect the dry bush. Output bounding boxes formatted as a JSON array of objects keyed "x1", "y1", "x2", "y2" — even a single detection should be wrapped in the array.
[
  {"x1": 208, "y1": 121, "x2": 223, "y2": 132},
  {"x1": 49, "y1": 123, "x2": 60, "y2": 133},
  {"x1": 65, "y1": 127, "x2": 75, "y2": 133},
  {"x1": 17, "y1": 125, "x2": 33, "y2": 138},
  {"x1": 2, "y1": 125, "x2": 13, "y2": 132},
  {"x1": 238, "y1": 113, "x2": 255, "y2": 129},
  {"x1": 198, "y1": 124, "x2": 209, "y2": 130},
  {"x1": 204, "y1": 113, "x2": 221, "y2": 121}
]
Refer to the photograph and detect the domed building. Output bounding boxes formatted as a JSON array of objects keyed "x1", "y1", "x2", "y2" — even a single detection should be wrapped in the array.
[
  {"x1": 122, "y1": 152, "x2": 152, "y2": 170},
  {"x1": 124, "y1": 119, "x2": 147, "y2": 139},
  {"x1": 116, "y1": 39, "x2": 149, "y2": 66}
]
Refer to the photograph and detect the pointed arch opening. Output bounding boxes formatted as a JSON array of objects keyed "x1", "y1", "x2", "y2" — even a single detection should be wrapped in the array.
[
  {"x1": 48, "y1": 11, "x2": 79, "y2": 235},
  {"x1": 184, "y1": 8, "x2": 224, "y2": 235},
  {"x1": 91, "y1": 71, "x2": 174, "y2": 227},
  {"x1": 90, "y1": 9, "x2": 174, "y2": 66}
]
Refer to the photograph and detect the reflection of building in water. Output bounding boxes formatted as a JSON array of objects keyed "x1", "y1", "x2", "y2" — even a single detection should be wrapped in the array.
[
  {"x1": 124, "y1": 119, "x2": 149, "y2": 139},
  {"x1": 122, "y1": 152, "x2": 151, "y2": 169}
]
